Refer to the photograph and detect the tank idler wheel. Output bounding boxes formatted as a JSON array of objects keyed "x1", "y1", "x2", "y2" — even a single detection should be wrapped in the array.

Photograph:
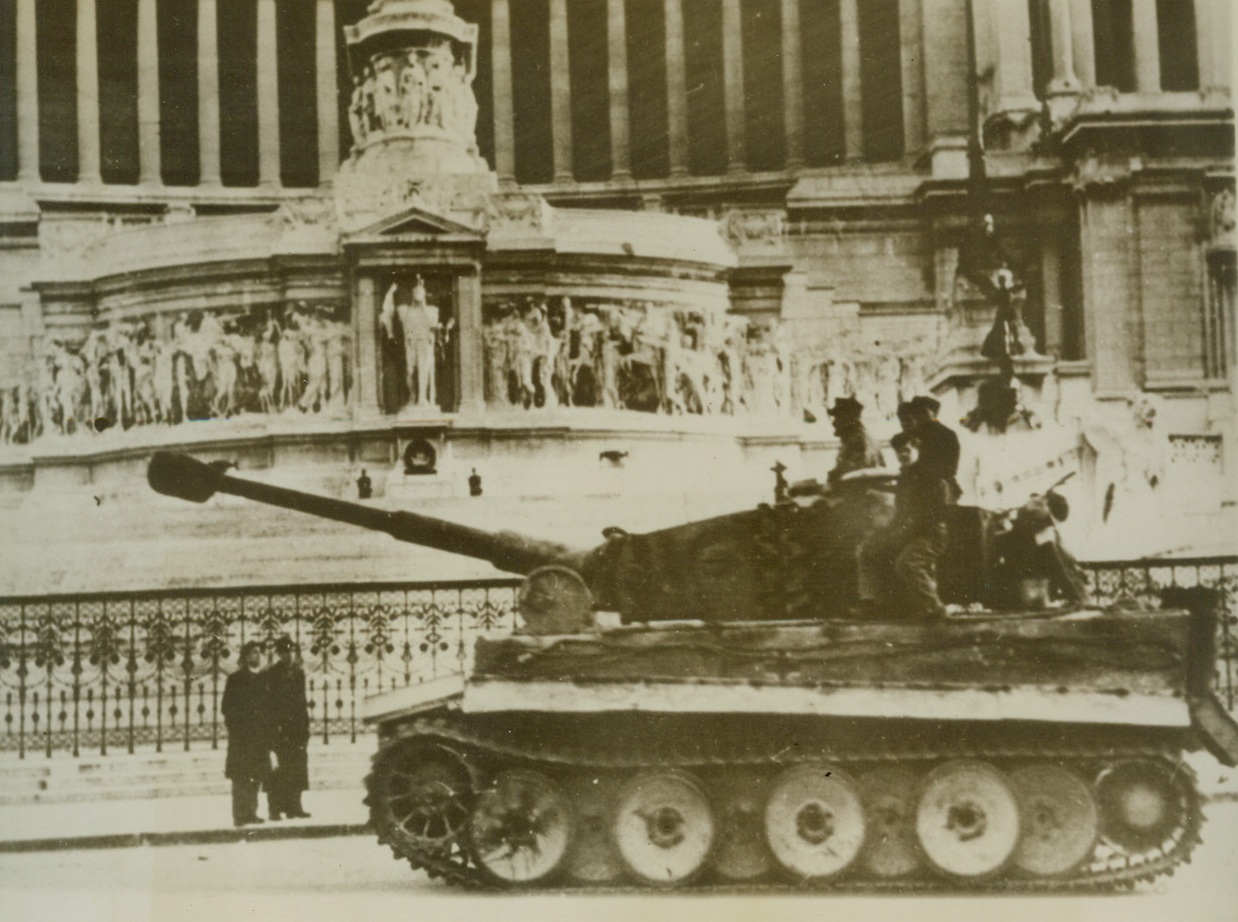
[
  {"x1": 613, "y1": 769, "x2": 716, "y2": 886},
  {"x1": 564, "y1": 774, "x2": 625, "y2": 885},
  {"x1": 914, "y1": 760, "x2": 1022, "y2": 880},
  {"x1": 764, "y1": 764, "x2": 867, "y2": 881},
  {"x1": 371, "y1": 744, "x2": 473, "y2": 860},
  {"x1": 468, "y1": 769, "x2": 575, "y2": 887},
  {"x1": 859, "y1": 766, "x2": 924, "y2": 879},
  {"x1": 1095, "y1": 760, "x2": 1186, "y2": 853},
  {"x1": 710, "y1": 770, "x2": 775, "y2": 882},
  {"x1": 1010, "y1": 763, "x2": 1100, "y2": 876}
]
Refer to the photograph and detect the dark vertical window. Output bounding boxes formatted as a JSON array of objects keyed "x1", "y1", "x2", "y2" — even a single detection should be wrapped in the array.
[
  {"x1": 510, "y1": 0, "x2": 552, "y2": 183},
  {"x1": 158, "y1": 0, "x2": 199, "y2": 186},
  {"x1": 801, "y1": 0, "x2": 843, "y2": 166},
  {"x1": 99, "y1": 0, "x2": 140, "y2": 184},
  {"x1": 682, "y1": 0, "x2": 725, "y2": 175},
  {"x1": 218, "y1": 0, "x2": 258, "y2": 186},
  {"x1": 741, "y1": 0, "x2": 784, "y2": 172},
  {"x1": 1028, "y1": 0, "x2": 1053, "y2": 99},
  {"x1": 335, "y1": 0, "x2": 370, "y2": 160},
  {"x1": 456, "y1": 0, "x2": 494, "y2": 170},
  {"x1": 1061, "y1": 216, "x2": 1086, "y2": 361},
  {"x1": 567, "y1": 0, "x2": 611, "y2": 180},
  {"x1": 0, "y1": 0, "x2": 15, "y2": 180},
  {"x1": 1156, "y1": 0, "x2": 1198, "y2": 91},
  {"x1": 857, "y1": 0, "x2": 902, "y2": 161},
  {"x1": 36, "y1": 0, "x2": 77, "y2": 182},
  {"x1": 626, "y1": 0, "x2": 668, "y2": 179},
  {"x1": 1092, "y1": 0, "x2": 1135, "y2": 92},
  {"x1": 277, "y1": 0, "x2": 317, "y2": 186}
]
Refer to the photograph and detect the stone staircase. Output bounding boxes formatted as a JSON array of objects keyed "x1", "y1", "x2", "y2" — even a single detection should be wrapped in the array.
[{"x1": 0, "y1": 737, "x2": 375, "y2": 806}]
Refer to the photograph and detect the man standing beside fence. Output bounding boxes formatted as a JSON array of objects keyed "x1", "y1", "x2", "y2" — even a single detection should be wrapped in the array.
[
  {"x1": 266, "y1": 635, "x2": 311, "y2": 820},
  {"x1": 221, "y1": 640, "x2": 271, "y2": 827}
]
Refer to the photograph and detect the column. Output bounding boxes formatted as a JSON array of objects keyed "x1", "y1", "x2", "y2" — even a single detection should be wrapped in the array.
[
  {"x1": 1047, "y1": 0, "x2": 1079, "y2": 92},
  {"x1": 316, "y1": 0, "x2": 339, "y2": 184},
  {"x1": 1131, "y1": 0, "x2": 1161, "y2": 92},
  {"x1": 898, "y1": 0, "x2": 925, "y2": 156},
  {"x1": 15, "y1": 0, "x2": 38, "y2": 182},
  {"x1": 1216, "y1": 0, "x2": 1233, "y2": 89},
  {"x1": 992, "y1": 0, "x2": 1036, "y2": 109},
  {"x1": 257, "y1": 0, "x2": 281, "y2": 187},
  {"x1": 137, "y1": 0, "x2": 161, "y2": 185},
  {"x1": 76, "y1": 0, "x2": 101, "y2": 184},
  {"x1": 840, "y1": 0, "x2": 863, "y2": 160},
  {"x1": 1070, "y1": 0, "x2": 1096, "y2": 87},
  {"x1": 454, "y1": 268, "x2": 484, "y2": 413},
  {"x1": 492, "y1": 0, "x2": 516, "y2": 184},
  {"x1": 721, "y1": 0, "x2": 746, "y2": 174},
  {"x1": 664, "y1": 0, "x2": 689, "y2": 177},
  {"x1": 780, "y1": 0, "x2": 804, "y2": 169},
  {"x1": 198, "y1": 0, "x2": 221, "y2": 186},
  {"x1": 355, "y1": 276, "x2": 380, "y2": 417},
  {"x1": 607, "y1": 0, "x2": 631, "y2": 179},
  {"x1": 549, "y1": 0, "x2": 573, "y2": 182}
]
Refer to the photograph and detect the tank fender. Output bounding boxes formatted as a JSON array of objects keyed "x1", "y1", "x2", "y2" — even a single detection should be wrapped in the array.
[{"x1": 1168, "y1": 585, "x2": 1238, "y2": 766}]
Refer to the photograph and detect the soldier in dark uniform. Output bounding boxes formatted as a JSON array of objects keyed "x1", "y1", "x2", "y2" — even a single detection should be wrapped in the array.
[
  {"x1": 857, "y1": 433, "x2": 950, "y2": 619},
  {"x1": 265, "y1": 634, "x2": 311, "y2": 820},
  {"x1": 904, "y1": 396, "x2": 962, "y2": 502},
  {"x1": 826, "y1": 397, "x2": 886, "y2": 486},
  {"x1": 221, "y1": 641, "x2": 270, "y2": 827}
]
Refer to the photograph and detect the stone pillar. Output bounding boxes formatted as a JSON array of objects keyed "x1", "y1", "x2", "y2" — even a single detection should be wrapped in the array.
[
  {"x1": 1047, "y1": 0, "x2": 1079, "y2": 92},
  {"x1": 257, "y1": 0, "x2": 281, "y2": 187},
  {"x1": 549, "y1": 0, "x2": 573, "y2": 182},
  {"x1": 316, "y1": 0, "x2": 339, "y2": 184},
  {"x1": 665, "y1": 0, "x2": 689, "y2": 177},
  {"x1": 137, "y1": 0, "x2": 161, "y2": 185},
  {"x1": 355, "y1": 275, "x2": 380, "y2": 417},
  {"x1": 1070, "y1": 0, "x2": 1096, "y2": 87},
  {"x1": 1196, "y1": 0, "x2": 1230, "y2": 90},
  {"x1": 920, "y1": 0, "x2": 969, "y2": 176},
  {"x1": 898, "y1": 0, "x2": 925, "y2": 156},
  {"x1": 454, "y1": 268, "x2": 484, "y2": 413},
  {"x1": 1215, "y1": 0, "x2": 1233, "y2": 90},
  {"x1": 991, "y1": 0, "x2": 1037, "y2": 109},
  {"x1": 840, "y1": 0, "x2": 863, "y2": 160},
  {"x1": 492, "y1": 0, "x2": 516, "y2": 184},
  {"x1": 76, "y1": 0, "x2": 101, "y2": 184},
  {"x1": 781, "y1": 0, "x2": 804, "y2": 169},
  {"x1": 607, "y1": 0, "x2": 631, "y2": 179},
  {"x1": 199, "y1": 0, "x2": 222, "y2": 187},
  {"x1": 15, "y1": 0, "x2": 38, "y2": 182},
  {"x1": 1131, "y1": 0, "x2": 1161, "y2": 92},
  {"x1": 721, "y1": 0, "x2": 746, "y2": 174}
]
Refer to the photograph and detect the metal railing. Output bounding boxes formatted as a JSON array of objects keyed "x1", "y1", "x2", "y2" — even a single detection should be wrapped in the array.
[{"x1": 0, "y1": 556, "x2": 1234, "y2": 759}]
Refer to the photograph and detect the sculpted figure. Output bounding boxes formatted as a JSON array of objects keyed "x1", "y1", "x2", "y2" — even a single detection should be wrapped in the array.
[
  {"x1": 54, "y1": 344, "x2": 86, "y2": 435},
  {"x1": 212, "y1": 333, "x2": 240, "y2": 418},
  {"x1": 396, "y1": 277, "x2": 442, "y2": 408},
  {"x1": 130, "y1": 337, "x2": 158, "y2": 426},
  {"x1": 483, "y1": 315, "x2": 511, "y2": 407},
  {"x1": 348, "y1": 75, "x2": 368, "y2": 146},
  {"x1": 362, "y1": 65, "x2": 379, "y2": 133},
  {"x1": 257, "y1": 320, "x2": 281, "y2": 414},
  {"x1": 375, "y1": 57, "x2": 401, "y2": 131},
  {"x1": 326, "y1": 321, "x2": 350, "y2": 408},
  {"x1": 81, "y1": 328, "x2": 109, "y2": 421},
  {"x1": 422, "y1": 46, "x2": 450, "y2": 129},
  {"x1": 277, "y1": 321, "x2": 306, "y2": 411},
  {"x1": 106, "y1": 324, "x2": 134, "y2": 424},
  {"x1": 1, "y1": 386, "x2": 17, "y2": 443},
  {"x1": 400, "y1": 53, "x2": 426, "y2": 128},
  {"x1": 299, "y1": 317, "x2": 330, "y2": 413},
  {"x1": 509, "y1": 306, "x2": 537, "y2": 408}
]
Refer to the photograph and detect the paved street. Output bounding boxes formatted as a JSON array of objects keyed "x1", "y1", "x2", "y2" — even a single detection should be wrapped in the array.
[{"x1": 3, "y1": 800, "x2": 1236, "y2": 922}]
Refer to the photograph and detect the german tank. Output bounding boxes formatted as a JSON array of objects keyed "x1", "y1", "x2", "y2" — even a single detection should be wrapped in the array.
[{"x1": 147, "y1": 450, "x2": 1238, "y2": 891}]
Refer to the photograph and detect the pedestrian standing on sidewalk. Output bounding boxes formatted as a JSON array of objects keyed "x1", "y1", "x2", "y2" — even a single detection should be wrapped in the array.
[
  {"x1": 221, "y1": 640, "x2": 271, "y2": 827},
  {"x1": 265, "y1": 634, "x2": 311, "y2": 820}
]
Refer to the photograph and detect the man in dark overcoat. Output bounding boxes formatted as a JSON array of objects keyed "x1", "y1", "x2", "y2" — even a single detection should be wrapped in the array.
[
  {"x1": 221, "y1": 640, "x2": 271, "y2": 826},
  {"x1": 265, "y1": 634, "x2": 311, "y2": 820}
]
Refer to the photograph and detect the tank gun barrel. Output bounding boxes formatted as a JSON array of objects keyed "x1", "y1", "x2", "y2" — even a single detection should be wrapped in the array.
[{"x1": 146, "y1": 451, "x2": 582, "y2": 575}]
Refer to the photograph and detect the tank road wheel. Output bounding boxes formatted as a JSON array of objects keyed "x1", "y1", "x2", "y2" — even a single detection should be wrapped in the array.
[
  {"x1": 565, "y1": 774, "x2": 624, "y2": 885},
  {"x1": 711, "y1": 770, "x2": 774, "y2": 882},
  {"x1": 367, "y1": 742, "x2": 473, "y2": 868},
  {"x1": 764, "y1": 764, "x2": 867, "y2": 882},
  {"x1": 1010, "y1": 764, "x2": 1100, "y2": 877},
  {"x1": 860, "y1": 766, "x2": 924, "y2": 879},
  {"x1": 1096, "y1": 760, "x2": 1187, "y2": 852},
  {"x1": 468, "y1": 769, "x2": 575, "y2": 887},
  {"x1": 613, "y1": 770, "x2": 716, "y2": 886},
  {"x1": 914, "y1": 760, "x2": 1021, "y2": 880}
]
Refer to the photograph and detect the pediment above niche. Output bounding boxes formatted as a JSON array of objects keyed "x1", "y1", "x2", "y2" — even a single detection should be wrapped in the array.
[{"x1": 354, "y1": 204, "x2": 483, "y2": 240}]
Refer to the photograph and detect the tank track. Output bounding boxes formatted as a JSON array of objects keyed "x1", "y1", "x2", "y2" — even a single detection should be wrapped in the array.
[{"x1": 365, "y1": 713, "x2": 1204, "y2": 893}]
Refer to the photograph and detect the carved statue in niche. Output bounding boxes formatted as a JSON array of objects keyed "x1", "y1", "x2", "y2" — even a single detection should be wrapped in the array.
[
  {"x1": 380, "y1": 277, "x2": 451, "y2": 411},
  {"x1": 375, "y1": 56, "x2": 402, "y2": 131},
  {"x1": 400, "y1": 52, "x2": 427, "y2": 128},
  {"x1": 349, "y1": 74, "x2": 368, "y2": 146}
]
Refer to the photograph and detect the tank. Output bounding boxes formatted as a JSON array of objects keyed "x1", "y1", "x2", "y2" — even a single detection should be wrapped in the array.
[{"x1": 147, "y1": 450, "x2": 1238, "y2": 891}]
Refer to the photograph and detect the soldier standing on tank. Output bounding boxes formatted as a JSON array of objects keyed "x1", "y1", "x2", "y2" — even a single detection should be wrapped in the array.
[
  {"x1": 901, "y1": 396, "x2": 962, "y2": 502},
  {"x1": 265, "y1": 635, "x2": 311, "y2": 820},
  {"x1": 856, "y1": 433, "x2": 950, "y2": 619},
  {"x1": 221, "y1": 641, "x2": 271, "y2": 827},
  {"x1": 826, "y1": 397, "x2": 885, "y2": 487}
]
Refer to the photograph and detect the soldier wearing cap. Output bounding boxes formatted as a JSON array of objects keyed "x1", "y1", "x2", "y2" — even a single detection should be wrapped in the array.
[
  {"x1": 221, "y1": 640, "x2": 271, "y2": 827},
  {"x1": 265, "y1": 635, "x2": 311, "y2": 820},
  {"x1": 826, "y1": 397, "x2": 886, "y2": 487},
  {"x1": 902, "y1": 395, "x2": 961, "y2": 502}
]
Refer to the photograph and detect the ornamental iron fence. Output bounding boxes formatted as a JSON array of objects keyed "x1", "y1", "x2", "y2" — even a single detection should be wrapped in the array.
[{"x1": 0, "y1": 557, "x2": 1234, "y2": 760}]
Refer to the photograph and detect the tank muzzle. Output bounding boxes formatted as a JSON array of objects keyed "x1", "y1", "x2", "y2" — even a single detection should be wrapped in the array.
[{"x1": 147, "y1": 451, "x2": 224, "y2": 504}]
